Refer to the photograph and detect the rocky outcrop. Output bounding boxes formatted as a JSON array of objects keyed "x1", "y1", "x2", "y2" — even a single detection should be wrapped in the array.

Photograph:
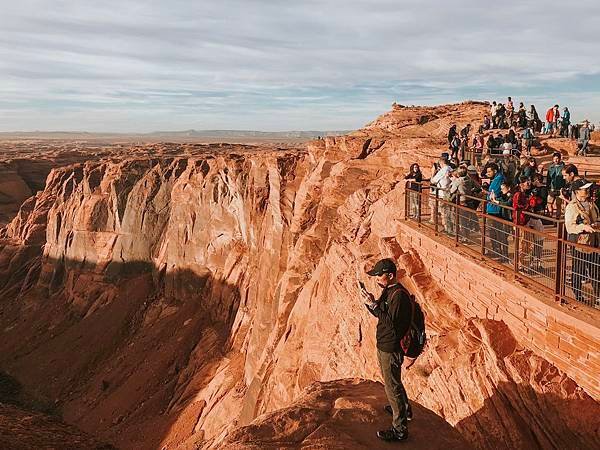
[
  {"x1": 0, "y1": 403, "x2": 114, "y2": 450},
  {"x1": 0, "y1": 103, "x2": 598, "y2": 450},
  {"x1": 214, "y1": 379, "x2": 472, "y2": 449}
]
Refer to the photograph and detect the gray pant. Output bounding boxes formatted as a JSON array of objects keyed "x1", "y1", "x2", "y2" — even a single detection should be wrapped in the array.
[{"x1": 377, "y1": 349, "x2": 409, "y2": 432}]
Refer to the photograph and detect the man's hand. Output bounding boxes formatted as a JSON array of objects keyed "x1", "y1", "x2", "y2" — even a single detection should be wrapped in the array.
[{"x1": 359, "y1": 284, "x2": 376, "y2": 307}]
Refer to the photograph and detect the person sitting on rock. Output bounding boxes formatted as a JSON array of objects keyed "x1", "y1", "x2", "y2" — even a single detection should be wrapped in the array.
[
  {"x1": 359, "y1": 258, "x2": 412, "y2": 442},
  {"x1": 483, "y1": 115, "x2": 491, "y2": 130}
]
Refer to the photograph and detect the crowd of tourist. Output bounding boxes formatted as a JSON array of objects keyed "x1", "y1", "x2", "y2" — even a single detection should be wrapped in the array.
[
  {"x1": 444, "y1": 98, "x2": 595, "y2": 162},
  {"x1": 404, "y1": 101, "x2": 600, "y2": 305}
]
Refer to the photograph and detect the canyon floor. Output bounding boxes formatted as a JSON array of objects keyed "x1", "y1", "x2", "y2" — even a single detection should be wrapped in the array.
[{"x1": 0, "y1": 102, "x2": 598, "y2": 449}]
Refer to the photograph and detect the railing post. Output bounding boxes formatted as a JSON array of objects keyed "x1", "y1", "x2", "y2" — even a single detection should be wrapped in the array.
[
  {"x1": 514, "y1": 224, "x2": 520, "y2": 274},
  {"x1": 455, "y1": 201, "x2": 460, "y2": 246},
  {"x1": 481, "y1": 200, "x2": 487, "y2": 257},
  {"x1": 404, "y1": 183, "x2": 409, "y2": 220},
  {"x1": 555, "y1": 222, "x2": 565, "y2": 303},
  {"x1": 434, "y1": 191, "x2": 439, "y2": 235},
  {"x1": 417, "y1": 188, "x2": 422, "y2": 225}
]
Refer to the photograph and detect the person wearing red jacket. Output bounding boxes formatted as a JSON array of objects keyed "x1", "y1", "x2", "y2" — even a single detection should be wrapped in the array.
[
  {"x1": 513, "y1": 176, "x2": 544, "y2": 272},
  {"x1": 545, "y1": 105, "x2": 560, "y2": 136},
  {"x1": 545, "y1": 107, "x2": 555, "y2": 134}
]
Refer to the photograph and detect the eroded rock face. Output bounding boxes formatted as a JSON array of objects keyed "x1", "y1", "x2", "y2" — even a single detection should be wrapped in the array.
[{"x1": 0, "y1": 103, "x2": 598, "y2": 450}]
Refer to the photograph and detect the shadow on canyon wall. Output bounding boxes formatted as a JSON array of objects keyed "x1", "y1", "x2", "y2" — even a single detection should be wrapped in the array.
[
  {"x1": 0, "y1": 254, "x2": 242, "y2": 449},
  {"x1": 454, "y1": 381, "x2": 600, "y2": 450}
]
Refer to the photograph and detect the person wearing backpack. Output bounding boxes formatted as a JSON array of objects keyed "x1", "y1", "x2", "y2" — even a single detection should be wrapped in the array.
[{"x1": 360, "y1": 258, "x2": 423, "y2": 442}]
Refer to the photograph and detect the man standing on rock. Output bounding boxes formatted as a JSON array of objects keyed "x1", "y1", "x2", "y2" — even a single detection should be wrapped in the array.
[{"x1": 360, "y1": 258, "x2": 412, "y2": 442}]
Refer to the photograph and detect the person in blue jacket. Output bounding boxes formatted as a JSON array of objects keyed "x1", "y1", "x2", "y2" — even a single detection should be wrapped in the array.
[{"x1": 485, "y1": 163, "x2": 509, "y2": 262}]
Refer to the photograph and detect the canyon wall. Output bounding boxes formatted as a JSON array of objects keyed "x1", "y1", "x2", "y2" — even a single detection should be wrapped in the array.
[{"x1": 0, "y1": 103, "x2": 598, "y2": 449}]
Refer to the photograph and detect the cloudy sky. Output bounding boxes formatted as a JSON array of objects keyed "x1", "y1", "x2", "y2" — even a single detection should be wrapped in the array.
[{"x1": 1, "y1": 0, "x2": 599, "y2": 132}]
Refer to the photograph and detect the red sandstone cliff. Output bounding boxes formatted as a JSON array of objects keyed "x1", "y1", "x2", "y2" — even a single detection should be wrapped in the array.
[{"x1": 0, "y1": 102, "x2": 598, "y2": 449}]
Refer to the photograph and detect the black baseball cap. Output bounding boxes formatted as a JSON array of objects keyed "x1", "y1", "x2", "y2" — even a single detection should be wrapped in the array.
[
  {"x1": 571, "y1": 179, "x2": 593, "y2": 191},
  {"x1": 367, "y1": 258, "x2": 397, "y2": 276}
]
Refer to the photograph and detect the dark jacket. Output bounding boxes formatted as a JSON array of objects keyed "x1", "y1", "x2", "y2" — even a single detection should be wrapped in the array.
[
  {"x1": 546, "y1": 162, "x2": 565, "y2": 192},
  {"x1": 496, "y1": 192, "x2": 513, "y2": 221},
  {"x1": 404, "y1": 171, "x2": 423, "y2": 191},
  {"x1": 367, "y1": 284, "x2": 412, "y2": 353}
]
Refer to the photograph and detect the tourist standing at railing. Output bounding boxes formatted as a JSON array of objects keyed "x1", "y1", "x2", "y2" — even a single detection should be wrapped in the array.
[
  {"x1": 491, "y1": 181, "x2": 513, "y2": 221},
  {"x1": 564, "y1": 179, "x2": 600, "y2": 304},
  {"x1": 485, "y1": 163, "x2": 508, "y2": 261},
  {"x1": 429, "y1": 157, "x2": 453, "y2": 227},
  {"x1": 513, "y1": 176, "x2": 541, "y2": 271},
  {"x1": 560, "y1": 164, "x2": 582, "y2": 205},
  {"x1": 404, "y1": 164, "x2": 423, "y2": 219},
  {"x1": 530, "y1": 174, "x2": 548, "y2": 272},
  {"x1": 546, "y1": 152, "x2": 566, "y2": 217},
  {"x1": 448, "y1": 167, "x2": 478, "y2": 241},
  {"x1": 577, "y1": 120, "x2": 591, "y2": 156}
]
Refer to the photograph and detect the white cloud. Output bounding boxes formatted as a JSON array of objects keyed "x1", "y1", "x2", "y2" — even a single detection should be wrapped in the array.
[{"x1": 0, "y1": 0, "x2": 599, "y2": 131}]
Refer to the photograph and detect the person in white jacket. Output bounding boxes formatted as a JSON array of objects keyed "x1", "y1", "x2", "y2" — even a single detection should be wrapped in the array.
[{"x1": 429, "y1": 157, "x2": 453, "y2": 228}]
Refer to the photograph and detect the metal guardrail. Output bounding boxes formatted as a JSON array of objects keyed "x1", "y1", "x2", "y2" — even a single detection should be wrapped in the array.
[{"x1": 404, "y1": 180, "x2": 600, "y2": 310}]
